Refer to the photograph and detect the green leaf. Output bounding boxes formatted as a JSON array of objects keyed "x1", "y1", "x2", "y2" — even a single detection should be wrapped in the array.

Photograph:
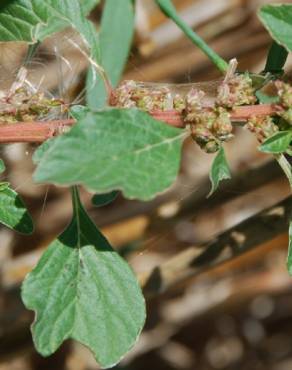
[
  {"x1": 33, "y1": 102, "x2": 88, "y2": 163},
  {"x1": 70, "y1": 105, "x2": 90, "y2": 120},
  {"x1": 259, "y1": 4, "x2": 292, "y2": 52},
  {"x1": 0, "y1": 0, "x2": 100, "y2": 61},
  {"x1": 33, "y1": 138, "x2": 55, "y2": 164},
  {"x1": 82, "y1": 0, "x2": 100, "y2": 15},
  {"x1": 21, "y1": 187, "x2": 145, "y2": 368},
  {"x1": 0, "y1": 159, "x2": 5, "y2": 174},
  {"x1": 259, "y1": 131, "x2": 292, "y2": 154},
  {"x1": 0, "y1": 182, "x2": 10, "y2": 191},
  {"x1": 33, "y1": 108, "x2": 185, "y2": 200},
  {"x1": 264, "y1": 41, "x2": 288, "y2": 73},
  {"x1": 208, "y1": 146, "x2": 231, "y2": 197},
  {"x1": 87, "y1": 0, "x2": 135, "y2": 109},
  {"x1": 0, "y1": 187, "x2": 34, "y2": 234},
  {"x1": 92, "y1": 191, "x2": 119, "y2": 207}
]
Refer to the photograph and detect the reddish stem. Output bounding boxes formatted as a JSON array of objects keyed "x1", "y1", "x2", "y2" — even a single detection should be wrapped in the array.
[
  {"x1": 150, "y1": 104, "x2": 284, "y2": 128},
  {"x1": 0, "y1": 104, "x2": 284, "y2": 143},
  {"x1": 0, "y1": 119, "x2": 74, "y2": 143}
]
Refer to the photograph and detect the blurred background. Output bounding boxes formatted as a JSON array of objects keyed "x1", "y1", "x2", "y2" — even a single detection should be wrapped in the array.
[{"x1": 1, "y1": 0, "x2": 292, "y2": 369}]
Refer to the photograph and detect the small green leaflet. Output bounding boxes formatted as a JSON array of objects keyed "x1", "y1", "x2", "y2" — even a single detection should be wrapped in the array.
[
  {"x1": 0, "y1": 158, "x2": 33, "y2": 234},
  {"x1": 0, "y1": 187, "x2": 34, "y2": 234},
  {"x1": 287, "y1": 220, "x2": 292, "y2": 275},
  {"x1": 0, "y1": 159, "x2": 5, "y2": 173},
  {"x1": 87, "y1": 0, "x2": 135, "y2": 109},
  {"x1": 33, "y1": 108, "x2": 185, "y2": 200},
  {"x1": 259, "y1": 131, "x2": 292, "y2": 154},
  {"x1": 92, "y1": 191, "x2": 119, "y2": 207},
  {"x1": 208, "y1": 146, "x2": 231, "y2": 197},
  {"x1": 21, "y1": 187, "x2": 145, "y2": 369},
  {"x1": 259, "y1": 4, "x2": 292, "y2": 52}
]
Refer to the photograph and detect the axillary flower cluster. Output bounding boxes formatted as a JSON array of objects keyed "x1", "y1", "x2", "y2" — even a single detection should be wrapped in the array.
[
  {"x1": 110, "y1": 71, "x2": 256, "y2": 153},
  {"x1": 110, "y1": 62, "x2": 292, "y2": 153},
  {"x1": 0, "y1": 67, "x2": 67, "y2": 124}
]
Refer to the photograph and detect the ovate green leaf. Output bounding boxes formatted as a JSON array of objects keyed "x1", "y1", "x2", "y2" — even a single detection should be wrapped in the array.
[
  {"x1": 87, "y1": 0, "x2": 135, "y2": 109},
  {"x1": 259, "y1": 131, "x2": 292, "y2": 154},
  {"x1": 33, "y1": 109, "x2": 185, "y2": 200},
  {"x1": 208, "y1": 146, "x2": 231, "y2": 197},
  {"x1": 0, "y1": 187, "x2": 33, "y2": 234},
  {"x1": 21, "y1": 188, "x2": 145, "y2": 368},
  {"x1": 92, "y1": 191, "x2": 119, "y2": 207},
  {"x1": 259, "y1": 4, "x2": 292, "y2": 52}
]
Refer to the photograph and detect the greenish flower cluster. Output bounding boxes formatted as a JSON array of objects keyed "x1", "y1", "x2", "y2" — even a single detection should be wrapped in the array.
[
  {"x1": 275, "y1": 80, "x2": 292, "y2": 125},
  {"x1": 0, "y1": 67, "x2": 67, "y2": 124}
]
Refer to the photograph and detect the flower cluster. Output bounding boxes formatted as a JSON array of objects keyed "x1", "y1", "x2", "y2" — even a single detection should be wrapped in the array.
[
  {"x1": 111, "y1": 68, "x2": 256, "y2": 153},
  {"x1": 178, "y1": 71, "x2": 255, "y2": 153},
  {"x1": 110, "y1": 80, "x2": 172, "y2": 111},
  {"x1": 0, "y1": 67, "x2": 66, "y2": 124},
  {"x1": 184, "y1": 89, "x2": 233, "y2": 153},
  {"x1": 110, "y1": 69, "x2": 292, "y2": 154},
  {"x1": 216, "y1": 73, "x2": 256, "y2": 108},
  {"x1": 275, "y1": 80, "x2": 292, "y2": 125},
  {"x1": 246, "y1": 116, "x2": 278, "y2": 143}
]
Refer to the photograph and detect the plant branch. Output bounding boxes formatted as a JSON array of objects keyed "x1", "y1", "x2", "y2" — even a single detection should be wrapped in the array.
[
  {"x1": 155, "y1": 0, "x2": 229, "y2": 73},
  {"x1": 0, "y1": 104, "x2": 283, "y2": 143},
  {"x1": 151, "y1": 104, "x2": 283, "y2": 127},
  {"x1": 0, "y1": 119, "x2": 74, "y2": 143}
]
